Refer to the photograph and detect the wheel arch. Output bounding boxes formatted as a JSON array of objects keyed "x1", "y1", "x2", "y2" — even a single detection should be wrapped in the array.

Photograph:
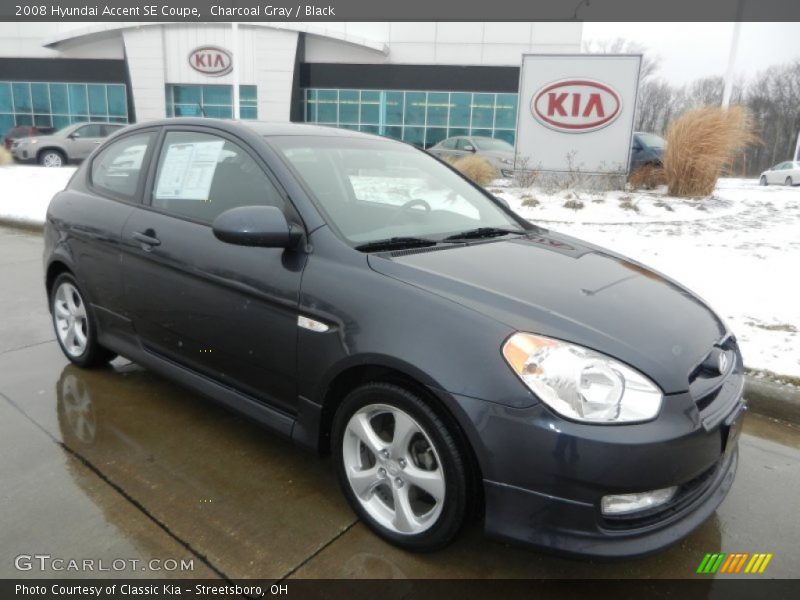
[
  {"x1": 37, "y1": 146, "x2": 66, "y2": 163},
  {"x1": 316, "y1": 360, "x2": 485, "y2": 514}
]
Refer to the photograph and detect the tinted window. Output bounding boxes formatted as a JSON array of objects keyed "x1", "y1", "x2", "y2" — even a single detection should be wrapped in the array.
[
  {"x1": 91, "y1": 132, "x2": 154, "y2": 200},
  {"x1": 152, "y1": 131, "x2": 284, "y2": 223},
  {"x1": 102, "y1": 124, "x2": 123, "y2": 137},
  {"x1": 76, "y1": 124, "x2": 104, "y2": 138},
  {"x1": 455, "y1": 138, "x2": 473, "y2": 151}
]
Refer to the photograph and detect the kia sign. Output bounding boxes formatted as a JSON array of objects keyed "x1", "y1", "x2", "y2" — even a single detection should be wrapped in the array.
[
  {"x1": 189, "y1": 46, "x2": 232, "y2": 77},
  {"x1": 532, "y1": 79, "x2": 622, "y2": 133},
  {"x1": 515, "y1": 54, "x2": 642, "y2": 175}
]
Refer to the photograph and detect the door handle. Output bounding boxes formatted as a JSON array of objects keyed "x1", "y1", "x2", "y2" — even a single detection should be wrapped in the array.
[{"x1": 132, "y1": 230, "x2": 161, "y2": 248}]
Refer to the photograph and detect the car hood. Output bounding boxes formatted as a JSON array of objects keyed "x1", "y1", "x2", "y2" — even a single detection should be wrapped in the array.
[
  {"x1": 368, "y1": 231, "x2": 727, "y2": 394},
  {"x1": 480, "y1": 150, "x2": 514, "y2": 162}
]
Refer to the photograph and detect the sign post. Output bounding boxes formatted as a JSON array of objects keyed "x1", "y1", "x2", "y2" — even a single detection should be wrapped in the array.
[
  {"x1": 514, "y1": 54, "x2": 642, "y2": 178},
  {"x1": 795, "y1": 130, "x2": 800, "y2": 162}
]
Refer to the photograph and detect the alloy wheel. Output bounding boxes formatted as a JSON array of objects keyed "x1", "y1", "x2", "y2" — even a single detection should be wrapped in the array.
[
  {"x1": 342, "y1": 403, "x2": 445, "y2": 535},
  {"x1": 42, "y1": 152, "x2": 63, "y2": 167},
  {"x1": 53, "y1": 281, "x2": 89, "y2": 358}
]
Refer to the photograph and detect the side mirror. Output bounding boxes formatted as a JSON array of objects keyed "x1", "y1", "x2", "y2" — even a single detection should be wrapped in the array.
[
  {"x1": 212, "y1": 206, "x2": 302, "y2": 248},
  {"x1": 68, "y1": 132, "x2": 81, "y2": 139},
  {"x1": 463, "y1": 145, "x2": 475, "y2": 153}
]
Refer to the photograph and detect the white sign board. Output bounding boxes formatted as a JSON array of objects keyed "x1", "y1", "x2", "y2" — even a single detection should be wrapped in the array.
[{"x1": 515, "y1": 54, "x2": 642, "y2": 175}]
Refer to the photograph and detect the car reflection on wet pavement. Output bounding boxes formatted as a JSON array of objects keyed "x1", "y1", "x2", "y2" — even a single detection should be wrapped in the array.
[{"x1": 1, "y1": 226, "x2": 799, "y2": 579}]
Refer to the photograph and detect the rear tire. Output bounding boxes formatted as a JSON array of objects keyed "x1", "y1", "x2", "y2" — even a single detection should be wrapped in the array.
[
  {"x1": 760, "y1": 175, "x2": 768, "y2": 186},
  {"x1": 39, "y1": 149, "x2": 65, "y2": 168},
  {"x1": 332, "y1": 382, "x2": 472, "y2": 551},
  {"x1": 50, "y1": 273, "x2": 116, "y2": 368}
]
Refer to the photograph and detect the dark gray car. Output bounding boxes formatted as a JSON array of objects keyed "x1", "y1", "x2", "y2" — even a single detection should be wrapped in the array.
[
  {"x1": 43, "y1": 119, "x2": 744, "y2": 557},
  {"x1": 11, "y1": 122, "x2": 125, "y2": 167}
]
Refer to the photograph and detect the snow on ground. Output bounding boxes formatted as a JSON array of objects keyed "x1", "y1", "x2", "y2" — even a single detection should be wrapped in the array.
[
  {"x1": 0, "y1": 165, "x2": 76, "y2": 226},
  {"x1": 2, "y1": 164, "x2": 799, "y2": 379},
  {"x1": 495, "y1": 178, "x2": 800, "y2": 380}
]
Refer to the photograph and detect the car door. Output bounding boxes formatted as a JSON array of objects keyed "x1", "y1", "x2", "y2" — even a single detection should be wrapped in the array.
[
  {"x1": 68, "y1": 124, "x2": 105, "y2": 160},
  {"x1": 120, "y1": 126, "x2": 306, "y2": 412},
  {"x1": 431, "y1": 138, "x2": 457, "y2": 161},
  {"x1": 63, "y1": 130, "x2": 158, "y2": 340}
]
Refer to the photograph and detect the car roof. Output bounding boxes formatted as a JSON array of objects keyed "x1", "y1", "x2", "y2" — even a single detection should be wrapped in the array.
[{"x1": 119, "y1": 118, "x2": 383, "y2": 140}]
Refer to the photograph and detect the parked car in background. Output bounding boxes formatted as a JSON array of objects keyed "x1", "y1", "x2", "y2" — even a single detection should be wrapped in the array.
[
  {"x1": 630, "y1": 132, "x2": 666, "y2": 171},
  {"x1": 760, "y1": 161, "x2": 800, "y2": 186},
  {"x1": 3, "y1": 125, "x2": 55, "y2": 150},
  {"x1": 428, "y1": 135, "x2": 515, "y2": 177},
  {"x1": 44, "y1": 119, "x2": 744, "y2": 557},
  {"x1": 11, "y1": 122, "x2": 125, "y2": 167}
]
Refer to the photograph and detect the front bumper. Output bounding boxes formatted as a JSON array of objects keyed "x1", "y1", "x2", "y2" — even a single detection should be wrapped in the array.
[
  {"x1": 11, "y1": 144, "x2": 35, "y2": 162},
  {"x1": 440, "y1": 357, "x2": 745, "y2": 557}
]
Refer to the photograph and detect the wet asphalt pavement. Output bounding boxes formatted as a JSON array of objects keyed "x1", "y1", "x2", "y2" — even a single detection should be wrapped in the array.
[{"x1": 1, "y1": 225, "x2": 799, "y2": 580}]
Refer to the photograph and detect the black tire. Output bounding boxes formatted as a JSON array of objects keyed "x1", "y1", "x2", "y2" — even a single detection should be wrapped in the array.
[
  {"x1": 38, "y1": 149, "x2": 66, "y2": 167},
  {"x1": 50, "y1": 272, "x2": 116, "y2": 368},
  {"x1": 787, "y1": 177, "x2": 794, "y2": 187},
  {"x1": 760, "y1": 175, "x2": 768, "y2": 186},
  {"x1": 332, "y1": 382, "x2": 472, "y2": 551}
]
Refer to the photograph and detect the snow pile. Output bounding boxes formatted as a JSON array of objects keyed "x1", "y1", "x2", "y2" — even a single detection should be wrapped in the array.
[{"x1": 0, "y1": 165, "x2": 76, "y2": 226}]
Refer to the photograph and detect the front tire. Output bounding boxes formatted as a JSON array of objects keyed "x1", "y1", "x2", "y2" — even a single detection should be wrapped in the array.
[
  {"x1": 50, "y1": 273, "x2": 116, "y2": 368},
  {"x1": 332, "y1": 382, "x2": 471, "y2": 551},
  {"x1": 39, "y1": 149, "x2": 65, "y2": 167},
  {"x1": 787, "y1": 177, "x2": 794, "y2": 187},
  {"x1": 760, "y1": 175, "x2": 768, "y2": 186}
]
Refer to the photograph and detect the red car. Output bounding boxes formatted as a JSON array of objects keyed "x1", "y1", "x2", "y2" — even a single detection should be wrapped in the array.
[{"x1": 3, "y1": 126, "x2": 56, "y2": 150}]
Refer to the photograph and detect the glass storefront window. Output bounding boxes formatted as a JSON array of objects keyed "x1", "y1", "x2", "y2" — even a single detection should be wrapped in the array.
[
  {"x1": 302, "y1": 88, "x2": 518, "y2": 148},
  {"x1": 164, "y1": 84, "x2": 257, "y2": 120},
  {"x1": 0, "y1": 80, "x2": 129, "y2": 139}
]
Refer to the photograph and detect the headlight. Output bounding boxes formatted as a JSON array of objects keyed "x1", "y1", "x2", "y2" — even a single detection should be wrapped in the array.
[
  {"x1": 499, "y1": 157, "x2": 513, "y2": 165},
  {"x1": 29, "y1": 138, "x2": 38, "y2": 145},
  {"x1": 502, "y1": 333, "x2": 662, "y2": 423}
]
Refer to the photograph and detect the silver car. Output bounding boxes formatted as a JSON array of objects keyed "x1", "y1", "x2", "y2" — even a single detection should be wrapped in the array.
[
  {"x1": 11, "y1": 122, "x2": 125, "y2": 167},
  {"x1": 428, "y1": 135, "x2": 515, "y2": 177},
  {"x1": 759, "y1": 161, "x2": 800, "y2": 186}
]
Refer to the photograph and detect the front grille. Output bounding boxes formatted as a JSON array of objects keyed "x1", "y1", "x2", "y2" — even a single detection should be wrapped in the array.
[{"x1": 601, "y1": 461, "x2": 721, "y2": 531}]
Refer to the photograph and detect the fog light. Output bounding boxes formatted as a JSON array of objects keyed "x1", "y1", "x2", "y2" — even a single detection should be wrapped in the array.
[{"x1": 601, "y1": 486, "x2": 678, "y2": 516}]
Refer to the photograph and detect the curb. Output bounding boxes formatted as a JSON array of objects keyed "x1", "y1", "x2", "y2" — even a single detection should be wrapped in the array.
[
  {"x1": 0, "y1": 217, "x2": 44, "y2": 233},
  {"x1": 744, "y1": 376, "x2": 800, "y2": 425}
]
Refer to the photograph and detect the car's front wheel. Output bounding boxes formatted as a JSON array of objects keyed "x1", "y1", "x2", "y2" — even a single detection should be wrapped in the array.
[
  {"x1": 50, "y1": 273, "x2": 116, "y2": 367},
  {"x1": 39, "y1": 149, "x2": 65, "y2": 167},
  {"x1": 786, "y1": 177, "x2": 794, "y2": 187},
  {"x1": 332, "y1": 382, "x2": 471, "y2": 551},
  {"x1": 760, "y1": 175, "x2": 768, "y2": 186}
]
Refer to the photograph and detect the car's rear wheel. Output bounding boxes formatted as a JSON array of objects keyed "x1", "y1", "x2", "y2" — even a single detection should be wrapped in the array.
[
  {"x1": 760, "y1": 175, "x2": 768, "y2": 186},
  {"x1": 39, "y1": 149, "x2": 65, "y2": 167},
  {"x1": 50, "y1": 273, "x2": 116, "y2": 367},
  {"x1": 332, "y1": 382, "x2": 471, "y2": 551},
  {"x1": 787, "y1": 177, "x2": 794, "y2": 187}
]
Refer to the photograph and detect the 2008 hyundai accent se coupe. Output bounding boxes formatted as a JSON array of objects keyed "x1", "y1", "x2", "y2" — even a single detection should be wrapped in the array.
[{"x1": 44, "y1": 119, "x2": 745, "y2": 557}]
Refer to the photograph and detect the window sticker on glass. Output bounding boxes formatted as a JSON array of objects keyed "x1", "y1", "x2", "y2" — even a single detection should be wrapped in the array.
[{"x1": 155, "y1": 140, "x2": 225, "y2": 200}]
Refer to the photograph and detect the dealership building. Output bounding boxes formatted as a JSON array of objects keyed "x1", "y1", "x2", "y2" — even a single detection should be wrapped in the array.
[{"x1": 0, "y1": 22, "x2": 582, "y2": 147}]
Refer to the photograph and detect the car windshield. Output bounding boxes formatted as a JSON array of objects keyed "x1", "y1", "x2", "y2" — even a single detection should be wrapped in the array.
[
  {"x1": 269, "y1": 136, "x2": 525, "y2": 247},
  {"x1": 474, "y1": 138, "x2": 514, "y2": 152},
  {"x1": 636, "y1": 133, "x2": 666, "y2": 149}
]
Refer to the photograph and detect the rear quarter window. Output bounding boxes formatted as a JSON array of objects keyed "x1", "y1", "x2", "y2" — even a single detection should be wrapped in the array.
[{"x1": 90, "y1": 131, "x2": 155, "y2": 200}]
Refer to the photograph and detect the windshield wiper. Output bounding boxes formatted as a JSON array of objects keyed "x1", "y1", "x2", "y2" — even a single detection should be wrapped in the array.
[
  {"x1": 443, "y1": 227, "x2": 524, "y2": 241},
  {"x1": 354, "y1": 236, "x2": 439, "y2": 252}
]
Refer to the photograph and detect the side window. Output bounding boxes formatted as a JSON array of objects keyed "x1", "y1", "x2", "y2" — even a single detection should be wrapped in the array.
[
  {"x1": 102, "y1": 124, "x2": 123, "y2": 137},
  {"x1": 76, "y1": 124, "x2": 104, "y2": 138},
  {"x1": 91, "y1": 132, "x2": 154, "y2": 200},
  {"x1": 455, "y1": 138, "x2": 472, "y2": 151},
  {"x1": 151, "y1": 131, "x2": 285, "y2": 224},
  {"x1": 440, "y1": 138, "x2": 456, "y2": 150}
]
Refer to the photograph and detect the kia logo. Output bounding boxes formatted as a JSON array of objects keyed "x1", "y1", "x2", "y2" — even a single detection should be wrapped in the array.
[
  {"x1": 531, "y1": 79, "x2": 622, "y2": 133},
  {"x1": 188, "y1": 46, "x2": 232, "y2": 77}
]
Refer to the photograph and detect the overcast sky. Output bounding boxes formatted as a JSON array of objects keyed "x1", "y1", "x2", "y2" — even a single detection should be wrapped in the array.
[{"x1": 584, "y1": 22, "x2": 800, "y2": 84}]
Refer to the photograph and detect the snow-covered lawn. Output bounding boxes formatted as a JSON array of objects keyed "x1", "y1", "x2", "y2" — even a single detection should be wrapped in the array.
[
  {"x1": 0, "y1": 165, "x2": 76, "y2": 226},
  {"x1": 2, "y1": 164, "x2": 798, "y2": 379}
]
